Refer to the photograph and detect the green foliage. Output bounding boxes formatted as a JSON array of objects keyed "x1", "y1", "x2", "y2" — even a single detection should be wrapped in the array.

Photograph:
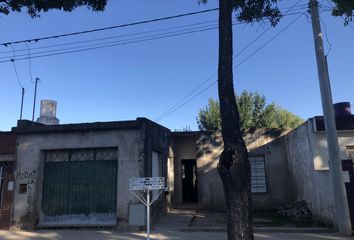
[
  {"x1": 197, "y1": 90, "x2": 304, "y2": 132},
  {"x1": 0, "y1": 0, "x2": 107, "y2": 17},
  {"x1": 331, "y1": 0, "x2": 354, "y2": 24},
  {"x1": 200, "y1": 0, "x2": 282, "y2": 26},
  {"x1": 197, "y1": 98, "x2": 222, "y2": 131}
]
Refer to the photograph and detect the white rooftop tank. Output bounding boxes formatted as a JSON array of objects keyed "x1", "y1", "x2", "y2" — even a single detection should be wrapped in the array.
[{"x1": 36, "y1": 100, "x2": 59, "y2": 125}]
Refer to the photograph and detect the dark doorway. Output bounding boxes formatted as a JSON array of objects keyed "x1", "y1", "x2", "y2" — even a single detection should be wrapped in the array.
[
  {"x1": 182, "y1": 159, "x2": 198, "y2": 203},
  {"x1": 0, "y1": 162, "x2": 14, "y2": 230},
  {"x1": 342, "y1": 159, "x2": 354, "y2": 229}
]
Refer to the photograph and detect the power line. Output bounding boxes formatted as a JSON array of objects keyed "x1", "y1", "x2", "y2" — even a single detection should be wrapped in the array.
[
  {"x1": 0, "y1": 8, "x2": 219, "y2": 46},
  {"x1": 24, "y1": 42, "x2": 35, "y2": 83},
  {"x1": 155, "y1": 0, "x2": 306, "y2": 122},
  {"x1": 9, "y1": 44, "x2": 24, "y2": 89},
  {"x1": 0, "y1": 20, "x2": 219, "y2": 54},
  {"x1": 0, "y1": 10, "x2": 306, "y2": 64},
  {"x1": 155, "y1": 12, "x2": 305, "y2": 122},
  {"x1": 0, "y1": 23, "x2": 221, "y2": 60},
  {"x1": 0, "y1": 26, "x2": 220, "y2": 63}
]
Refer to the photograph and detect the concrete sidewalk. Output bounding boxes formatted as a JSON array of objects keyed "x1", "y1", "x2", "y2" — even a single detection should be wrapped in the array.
[
  {"x1": 0, "y1": 229, "x2": 353, "y2": 240},
  {"x1": 154, "y1": 209, "x2": 333, "y2": 233}
]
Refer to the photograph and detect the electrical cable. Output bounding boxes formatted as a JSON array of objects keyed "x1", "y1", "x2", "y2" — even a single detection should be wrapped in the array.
[
  {"x1": 24, "y1": 42, "x2": 35, "y2": 83},
  {"x1": 0, "y1": 24, "x2": 221, "y2": 60},
  {"x1": 319, "y1": 15, "x2": 333, "y2": 56},
  {"x1": 9, "y1": 44, "x2": 24, "y2": 89},
  {"x1": 155, "y1": 12, "x2": 305, "y2": 122},
  {"x1": 0, "y1": 10, "x2": 305, "y2": 62},
  {"x1": 155, "y1": 0, "x2": 306, "y2": 122},
  {"x1": 0, "y1": 26, "x2": 220, "y2": 63},
  {"x1": 0, "y1": 8, "x2": 219, "y2": 46},
  {"x1": 0, "y1": 20, "x2": 219, "y2": 54}
]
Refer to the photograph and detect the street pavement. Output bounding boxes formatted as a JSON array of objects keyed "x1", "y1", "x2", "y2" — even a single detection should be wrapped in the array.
[
  {"x1": 0, "y1": 229, "x2": 353, "y2": 240},
  {"x1": 1, "y1": 209, "x2": 352, "y2": 239}
]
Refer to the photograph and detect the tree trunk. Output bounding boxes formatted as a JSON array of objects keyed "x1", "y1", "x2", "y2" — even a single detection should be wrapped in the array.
[{"x1": 217, "y1": 1, "x2": 254, "y2": 240}]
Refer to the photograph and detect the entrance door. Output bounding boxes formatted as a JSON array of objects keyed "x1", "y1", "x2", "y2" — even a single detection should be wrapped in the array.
[
  {"x1": 342, "y1": 159, "x2": 354, "y2": 229},
  {"x1": 182, "y1": 160, "x2": 198, "y2": 203}
]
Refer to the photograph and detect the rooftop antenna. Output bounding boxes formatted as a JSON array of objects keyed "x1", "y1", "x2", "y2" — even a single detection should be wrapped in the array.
[
  {"x1": 31, "y1": 78, "x2": 40, "y2": 124},
  {"x1": 19, "y1": 87, "x2": 24, "y2": 120}
]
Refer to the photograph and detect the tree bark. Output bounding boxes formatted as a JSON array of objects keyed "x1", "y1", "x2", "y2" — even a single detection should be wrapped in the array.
[{"x1": 217, "y1": 1, "x2": 254, "y2": 240}]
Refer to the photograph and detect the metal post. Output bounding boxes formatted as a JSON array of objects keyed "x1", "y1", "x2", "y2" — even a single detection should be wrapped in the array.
[
  {"x1": 309, "y1": 0, "x2": 352, "y2": 235},
  {"x1": 20, "y1": 87, "x2": 24, "y2": 120},
  {"x1": 146, "y1": 190, "x2": 150, "y2": 240},
  {"x1": 32, "y1": 78, "x2": 39, "y2": 124}
]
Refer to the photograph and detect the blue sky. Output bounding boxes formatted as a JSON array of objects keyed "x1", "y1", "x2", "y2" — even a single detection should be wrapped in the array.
[{"x1": 0, "y1": 0, "x2": 353, "y2": 131}]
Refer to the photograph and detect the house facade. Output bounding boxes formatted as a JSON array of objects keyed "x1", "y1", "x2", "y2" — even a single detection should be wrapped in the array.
[
  {"x1": 2, "y1": 100, "x2": 354, "y2": 229},
  {"x1": 168, "y1": 129, "x2": 290, "y2": 211},
  {"x1": 250, "y1": 112, "x2": 354, "y2": 227},
  {"x1": 11, "y1": 118, "x2": 170, "y2": 228}
]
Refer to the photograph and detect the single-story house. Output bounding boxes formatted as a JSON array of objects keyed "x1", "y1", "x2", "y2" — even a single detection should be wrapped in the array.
[
  {"x1": 11, "y1": 112, "x2": 170, "y2": 228},
  {"x1": 2, "y1": 100, "x2": 354, "y2": 229},
  {"x1": 250, "y1": 113, "x2": 354, "y2": 227}
]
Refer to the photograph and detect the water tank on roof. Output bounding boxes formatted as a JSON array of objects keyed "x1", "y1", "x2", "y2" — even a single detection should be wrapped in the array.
[
  {"x1": 334, "y1": 102, "x2": 351, "y2": 117},
  {"x1": 36, "y1": 100, "x2": 60, "y2": 125}
]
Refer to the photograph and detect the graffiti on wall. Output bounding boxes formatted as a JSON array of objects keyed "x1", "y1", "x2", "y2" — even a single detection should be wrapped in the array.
[
  {"x1": 16, "y1": 170, "x2": 37, "y2": 185},
  {"x1": 16, "y1": 170, "x2": 37, "y2": 213}
]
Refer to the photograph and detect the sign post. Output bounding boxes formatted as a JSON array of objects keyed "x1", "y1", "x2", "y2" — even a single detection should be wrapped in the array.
[{"x1": 129, "y1": 177, "x2": 166, "y2": 240}]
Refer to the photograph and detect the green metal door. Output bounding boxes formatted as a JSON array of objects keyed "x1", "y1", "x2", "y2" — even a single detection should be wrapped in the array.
[{"x1": 41, "y1": 148, "x2": 117, "y2": 227}]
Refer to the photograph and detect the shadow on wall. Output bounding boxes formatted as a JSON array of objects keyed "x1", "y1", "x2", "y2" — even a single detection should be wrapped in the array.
[{"x1": 196, "y1": 132, "x2": 225, "y2": 211}]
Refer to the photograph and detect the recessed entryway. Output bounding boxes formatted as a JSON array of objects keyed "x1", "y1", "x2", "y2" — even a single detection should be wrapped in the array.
[{"x1": 181, "y1": 159, "x2": 198, "y2": 203}]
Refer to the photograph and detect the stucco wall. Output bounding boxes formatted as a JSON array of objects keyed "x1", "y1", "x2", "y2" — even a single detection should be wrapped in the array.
[
  {"x1": 171, "y1": 130, "x2": 291, "y2": 211},
  {"x1": 196, "y1": 132, "x2": 225, "y2": 211},
  {"x1": 286, "y1": 119, "x2": 354, "y2": 224},
  {"x1": 285, "y1": 121, "x2": 335, "y2": 223},
  {"x1": 311, "y1": 127, "x2": 354, "y2": 170},
  {"x1": 14, "y1": 129, "x2": 145, "y2": 228},
  {"x1": 142, "y1": 120, "x2": 171, "y2": 219},
  {"x1": 250, "y1": 137, "x2": 294, "y2": 209}
]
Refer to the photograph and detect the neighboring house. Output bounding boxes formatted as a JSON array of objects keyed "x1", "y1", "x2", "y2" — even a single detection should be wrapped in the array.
[
  {"x1": 168, "y1": 128, "x2": 289, "y2": 211},
  {"x1": 0, "y1": 132, "x2": 16, "y2": 229},
  {"x1": 249, "y1": 102, "x2": 354, "y2": 228},
  {"x1": 11, "y1": 101, "x2": 170, "y2": 228}
]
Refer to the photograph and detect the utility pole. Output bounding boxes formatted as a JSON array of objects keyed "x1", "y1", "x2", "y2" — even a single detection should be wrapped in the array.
[
  {"x1": 31, "y1": 78, "x2": 40, "y2": 124},
  {"x1": 309, "y1": 0, "x2": 352, "y2": 235}
]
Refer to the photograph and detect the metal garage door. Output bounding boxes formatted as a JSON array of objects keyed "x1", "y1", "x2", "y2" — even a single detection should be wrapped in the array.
[{"x1": 40, "y1": 148, "x2": 118, "y2": 227}]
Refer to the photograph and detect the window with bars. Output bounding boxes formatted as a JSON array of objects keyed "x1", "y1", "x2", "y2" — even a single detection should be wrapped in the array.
[
  {"x1": 44, "y1": 147, "x2": 118, "y2": 162},
  {"x1": 250, "y1": 156, "x2": 267, "y2": 193}
]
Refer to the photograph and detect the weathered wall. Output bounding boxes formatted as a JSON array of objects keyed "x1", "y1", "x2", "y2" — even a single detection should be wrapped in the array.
[
  {"x1": 14, "y1": 129, "x2": 144, "y2": 228},
  {"x1": 250, "y1": 137, "x2": 294, "y2": 209},
  {"x1": 171, "y1": 130, "x2": 290, "y2": 211},
  {"x1": 311, "y1": 125, "x2": 354, "y2": 170},
  {"x1": 285, "y1": 120, "x2": 335, "y2": 223},
  {"x1": 196, "y1": 132, "x2": 225, "y2": 211},
  {"x1": 286, "y1": 119, "x2": 354, "y2": 224},
  {"x1": 141, "y1": 119, "x2": 171, "y2": 219}
]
